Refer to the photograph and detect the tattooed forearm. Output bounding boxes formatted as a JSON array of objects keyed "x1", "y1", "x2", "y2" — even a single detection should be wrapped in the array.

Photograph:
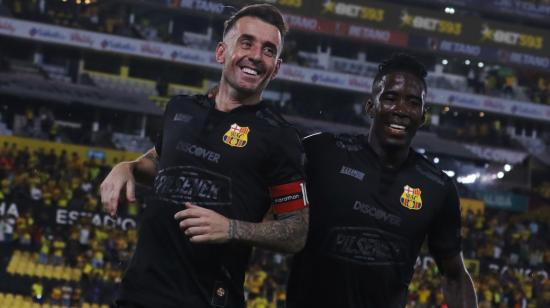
[{"x1": 228, "y1": 208, "x2": 309, "y2": 253}]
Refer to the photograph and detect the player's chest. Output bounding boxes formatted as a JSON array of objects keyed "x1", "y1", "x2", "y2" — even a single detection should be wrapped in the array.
[
  {"x1": 311, "y1": 156, "x2": 445, "y2": 234},
  {"x1": 162, "y1": 110, "x2": 270, "y2": 170}
]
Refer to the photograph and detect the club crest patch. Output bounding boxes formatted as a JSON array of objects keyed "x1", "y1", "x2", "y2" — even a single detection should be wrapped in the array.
[
  {"x1": 400, "y1": 185, "x2": 423, "y2": 210},
  {"x1": 223, "y1": 123, "x2": 250, "y2": 148}
]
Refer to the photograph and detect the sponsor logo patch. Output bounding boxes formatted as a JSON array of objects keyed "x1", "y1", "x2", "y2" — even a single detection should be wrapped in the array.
[
  {"x1": 153, "y1": 166, "x2": 232, "y2": 206},
  {"x1": 352, "y1": 200, "x2": 401, "y2": 226},
  {"x1": 173, "y1": 113, "x2": 193, "y2": 123},
  {"x1": 324, "y1": 227, "x2": 408, "y2": 265},
  {"x1": 223, "y1": 123, "x2": 249, "y2": 148},
  {"x1": 400, "y1": 185, "x2": 423, "y2": 210},
  {"x1": 176, "y1": 141, "x2": 221, "y2": 163},
  {"x1": 340, "y1": 166, "x2": 365, "y2": 181}
]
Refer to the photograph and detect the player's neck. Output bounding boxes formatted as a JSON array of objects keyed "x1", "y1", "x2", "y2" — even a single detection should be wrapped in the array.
[
  {"x1": 367, "y1": 135, "x2": 410, "y2": 169},
  {"x1": 215, "y1": 82, "x2": 261, "y2": 112}
]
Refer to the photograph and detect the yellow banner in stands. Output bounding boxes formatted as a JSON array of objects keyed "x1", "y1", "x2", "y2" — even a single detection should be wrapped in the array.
[
  {"x1": 459, "y1": 198, "x2": 485, "y2": 216},
  {"x1": 1, "y1": 135, "x2": 141, "y2": 164}
]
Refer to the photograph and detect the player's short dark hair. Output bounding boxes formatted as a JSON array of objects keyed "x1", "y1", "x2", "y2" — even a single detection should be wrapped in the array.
[
  {"x1": 372, "y1": 53, "x2": 427, "y2": 93},
  {"x1": 223, "y1": 4, "x2": 288, "y2": 42}
]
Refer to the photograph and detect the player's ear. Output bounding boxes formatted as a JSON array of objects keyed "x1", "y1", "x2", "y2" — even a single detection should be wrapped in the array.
[
  {"x1": 365, "y1": 99, "x2": 375, "y2": 118},
  {"x1": 270, "y1": 58, "x2": 282, "y2": 80},
  {"x1": 215, "y1": 42, "x2": 226, "y2": 64},
  {"x1": 420, "y1": 106, "x2": 429, "y2": 127}
]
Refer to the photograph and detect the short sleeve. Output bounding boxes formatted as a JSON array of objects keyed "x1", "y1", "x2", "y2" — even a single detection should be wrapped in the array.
[
  {"x1": 154, "y1": 98, "x2": 177, "y2": 158},
  {"x1": 266, "y1": 126, "x2": 308, "y2": 216},
  {"x1": 154, "y1": 131, "x2": 163, "y2": 158},
  {"x1": 428, "y1": 179, "x2": 462, "y2": 260},
  {"x1": 302, "y1": 132, "x2": 328, "y2": 165}
]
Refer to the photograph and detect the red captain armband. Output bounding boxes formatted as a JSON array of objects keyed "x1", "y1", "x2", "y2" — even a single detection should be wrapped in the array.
[{"x1": 269, "y1": 181, "x2": 309, "y2": 215}]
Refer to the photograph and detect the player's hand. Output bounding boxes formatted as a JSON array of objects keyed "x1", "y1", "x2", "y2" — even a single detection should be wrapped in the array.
[
  {"x1": 100, "y1": 162, "x2": 136, "y2": 217},
  {"x1": 174, "y1": 202, "x2": 230, "y2": 244}
]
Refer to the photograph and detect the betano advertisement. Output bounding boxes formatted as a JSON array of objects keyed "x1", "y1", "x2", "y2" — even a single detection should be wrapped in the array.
[
  {"x1": 1, "y1": 16, "x2": 550, "y2": 122},
  {"x1": 304, "y1": 0, "x2": 549, "y2": 56},
  {"x1": 172, "y1": 0, "x2": 550, "y2": 71}
]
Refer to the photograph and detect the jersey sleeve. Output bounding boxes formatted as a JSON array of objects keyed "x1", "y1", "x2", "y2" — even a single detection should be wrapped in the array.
[
  {"x1": 427, "y1": 179, "x2": 462, "y2": 260},
  {"x1": 154, "y1": 130, "x2": 163, "y2": 158},
  {"x1": 154, "y1": 97, "x2": 180, "y2": 158},
  {"x1": 266, "y1": 126, "x2": 308, "y2": 216}
]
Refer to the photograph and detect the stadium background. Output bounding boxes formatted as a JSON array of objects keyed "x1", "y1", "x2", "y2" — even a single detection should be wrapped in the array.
[{"x1": 0, "y1": 0, "x2": 549, "y2": 307}]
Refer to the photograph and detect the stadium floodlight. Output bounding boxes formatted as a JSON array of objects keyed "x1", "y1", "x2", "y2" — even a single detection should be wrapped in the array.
[
  {"x1": 465, "y1": 59, "x2": 471, "y2": 65},
  {"x1": 442, "y1": 59, "x2": 449, "y2": 65},
  {"x1": 445, "y1": 7, "x2": 455, "y2": 14},
  {"x1": 504, "y1": 164, "x2": 512, "y2": 172},
  {"x1": 443, "y1": 170, "x2": 455, "y2": 177},
  {"x1": 478, "y1": 62, "x2": 484, "y2": 68},
  {"x1": 433, "y1": 157, "x2": 440, "y2": 164},
  {"x1": 497, "y1": 171, "x2": 504, "y2": 179},
  {"x1": 457, "y1": 173, "x2": 480, "y2": 184}
]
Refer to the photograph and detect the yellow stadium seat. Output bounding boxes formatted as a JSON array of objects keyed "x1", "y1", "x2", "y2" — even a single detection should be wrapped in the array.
[
  {"x1": 4, "y1": 293, "x2": 14, "y2": 303},
  {"x1": 82, "y1": 303, "x2": 91, "y2": 308},
  {"x1": 25, "y1": 262, "x2": 36, "y2": 276},
  {"x1": 22, "y1": 300, "x2": 33, "y2": 308},
  {"x1": 71, "y1": 268, "x2": 82, "y2": 281},
  {"x1": 35, "y1": 264, "x2": 45, "y2": 278},
  {"x1": 61, "y1": 267, "x2": 71, "y2": 281},
  {"x1": 52, "y1": 266, "x2": 63, "y2": 280},
  {"x1": 43, "y1": 265, "x2": 54, "y2": 279}
]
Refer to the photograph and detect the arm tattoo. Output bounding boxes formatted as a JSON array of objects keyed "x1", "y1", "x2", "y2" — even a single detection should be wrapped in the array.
[{"x1": 228, "y1": 208, "x2": 309, "y2": 253}]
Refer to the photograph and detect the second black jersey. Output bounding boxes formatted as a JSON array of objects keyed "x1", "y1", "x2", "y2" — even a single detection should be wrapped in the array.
[
  {"x1": 287, "y1": 133, "x2": 461, "y2": 308},
  {"x1": 118, "y1": 95, "x2": 306, "y2": 308}
]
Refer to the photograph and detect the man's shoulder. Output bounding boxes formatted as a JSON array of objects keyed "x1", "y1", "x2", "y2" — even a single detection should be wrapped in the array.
[
  {"x1": 303, "y1": 133, "x2": 365, "y2": 151},
  {"x1": 254, "y1": 105, "x2": 294, "y2": 129},
  {"x1": 166, "y1": 94, "x2": 210, "y2": 110},
  {"x1": 411, "y1": 151, "x2": 452, "y2": 187}
]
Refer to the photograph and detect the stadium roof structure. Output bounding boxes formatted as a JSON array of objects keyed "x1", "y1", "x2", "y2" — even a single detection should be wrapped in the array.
[{"x1": 0, "y1": 72, "x2": 163, "y2": 116}]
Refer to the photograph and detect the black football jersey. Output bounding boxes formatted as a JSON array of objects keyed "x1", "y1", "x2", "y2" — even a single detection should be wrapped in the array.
[
  {"x1": 118, "y1": 95, "x2": 307, "y2": 308},
  {"x1": 287, "y1": 133, "x2": 461, "y2": 308}
]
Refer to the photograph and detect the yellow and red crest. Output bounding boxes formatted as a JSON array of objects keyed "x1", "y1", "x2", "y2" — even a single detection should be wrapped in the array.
[
  {"x1": 223, "y1": 123, "x2": 250, "y2": 148},
  {"x1": 400, "y1": 185, "x2": 423, "y2": 210}
]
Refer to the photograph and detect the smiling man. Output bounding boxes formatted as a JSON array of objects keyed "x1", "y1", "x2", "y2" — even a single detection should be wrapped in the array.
[
  {"x1": 286, "y1": 54, "x2": 477, "y2": 308},
  {"x1": 100, "y1": 4, "x2": 308, "y2": 308}
]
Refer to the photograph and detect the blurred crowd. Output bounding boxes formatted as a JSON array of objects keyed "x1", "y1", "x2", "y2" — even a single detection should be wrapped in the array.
[
  {"x1": 0, "y1": 141, "x2": 139, "y2": 305},
  {"x1": 1, "y1": 142, "x2": 549, "y2": 307}
]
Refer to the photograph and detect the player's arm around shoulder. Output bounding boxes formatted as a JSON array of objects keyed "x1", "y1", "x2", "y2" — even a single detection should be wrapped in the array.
[
  {"x1": 100, "y1": 146, "x2": 159, "y2": 217},
  {"x1": 228, "y1": 123, "x2": 310, "y2": 253},
  {"x1": 172, "y1": 202, "x2": 308, "y2": 253},
  {"x1": 228, "y1": 205, "x2": 309, "y2": 253}
]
